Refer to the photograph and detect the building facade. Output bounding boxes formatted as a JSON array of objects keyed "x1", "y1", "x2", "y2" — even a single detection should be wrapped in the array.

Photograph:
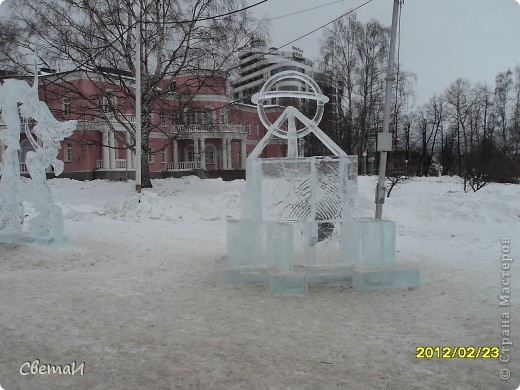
[{"x1": 0, "y1": 69, "x2": 286, "y2": 181}]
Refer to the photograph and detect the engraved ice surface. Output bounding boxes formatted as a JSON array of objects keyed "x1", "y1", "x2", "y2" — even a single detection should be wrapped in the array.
[{"x1": 0, "y1": 76, "x2": 76, "y2": 243}]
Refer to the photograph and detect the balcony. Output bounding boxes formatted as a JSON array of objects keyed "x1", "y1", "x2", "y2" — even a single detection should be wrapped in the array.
[
  {"x1": 96, "y1": 159, "x2": 131, "y2": 170},
  {"x1": 165, "y1": 161, "x2": 200, "y2": 171},
  {"x1": 170, "y1": 124, "x2": 246, "y2": 139}
]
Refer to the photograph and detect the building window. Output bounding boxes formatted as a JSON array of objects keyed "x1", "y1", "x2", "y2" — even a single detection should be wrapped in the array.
[
  {"x1": 64, "y1": 142, "x2": 73, "y2": 162},
  {"x1": 171, "y1": 109, "x2": 180, "y2": 124},
  {"x1": 159, "y1": 111, "x2": 166, "y2": 127},
  {"x1": 202, "y1": 107, "x2": 214, "y2": 125},
  {"x1": 205, "y1": 144, "x2": 216, "y2": 165},
  {"x1": 62, "y1": 97, "x2": 71, "y2": 116},
  {"x1": 219, "y1": 108, "x2": 227, "y2": 123},
  {"x1": 254, "y1": 123, "x2": 259, "y2": 135},
  {"x1": 185, "y1": 108, "x2": 196, "y2": 125},
  {"x1": 160, "y1": 149, "x2": 167, "y2": 163},
  {"x1": 186, "y1": 145, "x2": 195, "y2": 162},
  {"x1": 148, "y1": 153, "x2": 154, "y2": 163},
  {"x1": 102, "y1": 92, "x2": 117, "y2": 113},
  {"x1": 245, "y1": 122, "x2": 250, "y2": 135}
]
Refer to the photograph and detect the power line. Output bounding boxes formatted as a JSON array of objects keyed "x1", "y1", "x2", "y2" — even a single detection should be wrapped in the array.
[
  {"x1": 269, "y1": 0, "x2": 347, "y2": 21},
  {"x1": 143, "y1": 0, "x2": 269, "y2": 25},
  {"x1": 268, "y1": 0, "x2": 374, "y2": 53}
]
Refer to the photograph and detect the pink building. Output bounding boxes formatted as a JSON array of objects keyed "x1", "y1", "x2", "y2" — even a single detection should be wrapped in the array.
[{"x1": 0, "y1": 69, "x2": 286, "y2": 181}]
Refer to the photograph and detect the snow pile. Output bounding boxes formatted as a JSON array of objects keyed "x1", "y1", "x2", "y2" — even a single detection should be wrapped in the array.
[
  {"x1": 101, "y1": 191, "x2": 175, "y2": 221},
  {"x1": 100, "y1": 179, "x2": 243, "y2": 223}
]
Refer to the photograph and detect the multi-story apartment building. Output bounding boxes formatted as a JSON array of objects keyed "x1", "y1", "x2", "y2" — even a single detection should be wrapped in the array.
[
  {"x1": 231, "y1": 45, "x2": 316, "y2": 105},
  {"x1": 0, "y1": 69, "x2": 286, "y2": 181},
  {"x1": 231, "y1": 44, "x2": 343, "y2": 129}
]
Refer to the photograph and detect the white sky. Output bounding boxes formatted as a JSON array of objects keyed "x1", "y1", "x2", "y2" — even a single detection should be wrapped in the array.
[
  {"x1": 0, "y1": 0, "x2": 518, "y2": 105},
  {"x1": 252, "y1": 0, "x2": 520, "y2": 105}
]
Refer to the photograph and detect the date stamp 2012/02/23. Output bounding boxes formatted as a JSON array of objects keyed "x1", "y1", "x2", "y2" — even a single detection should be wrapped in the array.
[{"x1": 416, "y1": 346, "x2": 500, "y2": 359}]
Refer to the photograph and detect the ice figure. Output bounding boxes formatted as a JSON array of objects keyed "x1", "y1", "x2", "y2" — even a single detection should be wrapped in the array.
[
  {"x1": 0, "y1": 76, "x2": 76, "y2": 243},
  {"x1": 221, "y1": 71, "x2": 419, "y2": 294}
]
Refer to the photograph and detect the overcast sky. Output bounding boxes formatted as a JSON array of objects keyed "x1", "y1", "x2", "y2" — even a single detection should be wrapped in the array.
[
  {"x1": 0, "y1": 0, "x2": 518, "y2": 105},
  {"x1": 252, "y1": 0, "x2": 520, "y2": 105}
]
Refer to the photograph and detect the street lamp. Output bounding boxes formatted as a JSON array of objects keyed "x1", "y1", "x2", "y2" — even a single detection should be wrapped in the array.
[{"x1": 362, "y1": 151, "x2": 367, "y2": 176}]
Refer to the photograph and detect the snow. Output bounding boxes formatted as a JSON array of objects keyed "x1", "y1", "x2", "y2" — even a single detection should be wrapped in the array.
[{"x1": 0, "y1": 175, "x2": 519, "y2": 389}]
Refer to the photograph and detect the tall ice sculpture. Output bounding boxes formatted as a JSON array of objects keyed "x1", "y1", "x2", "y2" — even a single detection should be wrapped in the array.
[
  {"x1": 220, "y1": 71, "x2": 419, "y2": 294},
  {"x1": 0, "y1": 76, "x2": 76, "y2": 244}
]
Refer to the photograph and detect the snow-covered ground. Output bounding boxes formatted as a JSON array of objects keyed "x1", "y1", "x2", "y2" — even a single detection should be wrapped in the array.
[{"x1": 0, "y1": 175, "x2": 519, "y2": 390}]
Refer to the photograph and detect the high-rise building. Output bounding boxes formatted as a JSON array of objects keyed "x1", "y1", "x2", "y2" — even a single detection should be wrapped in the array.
[{"x1": 231, "y1": 45, "x2": 316, "y2": 105}]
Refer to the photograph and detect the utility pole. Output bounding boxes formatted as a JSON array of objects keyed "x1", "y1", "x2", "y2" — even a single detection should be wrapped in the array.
[
  {"x1": 375, "y1": 0, "x2": 400, "y2": 219},
  {"x1": 135, "y1": 16, "x2": 142, "y2": 193}
]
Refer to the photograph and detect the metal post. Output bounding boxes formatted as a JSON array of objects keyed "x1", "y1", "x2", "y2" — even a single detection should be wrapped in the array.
[
  {"x1": 375, "y1": 0, "x2": 400, "y2": 219},
  {"x1": 135, "y1": 17, "x2": 142, "y2": 193}
]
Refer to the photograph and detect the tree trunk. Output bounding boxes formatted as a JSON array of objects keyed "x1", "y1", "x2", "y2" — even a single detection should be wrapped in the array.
[{"x1": 141, "y1": 132, "x2": 152, "y2": 188}]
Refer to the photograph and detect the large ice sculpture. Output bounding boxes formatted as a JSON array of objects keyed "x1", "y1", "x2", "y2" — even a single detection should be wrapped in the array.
[
  {"x1": 0, "y1": 76, "x2": 76, "y2": 243},
  {"x1": 221, "y1": 71, "x2": 419, "y2": 294}
]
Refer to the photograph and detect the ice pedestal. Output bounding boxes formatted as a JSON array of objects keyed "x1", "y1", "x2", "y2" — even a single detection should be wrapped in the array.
[
  {"x1": 342, "y1": 218, "x2": 420, "y2": 292},
  {"x1": 341, "y1": 218, "x2": 396, "y2": 267},
  {"x1": 221, "y1": 157, "x2": 420, "y2": 294},
  {"x1": 227, "y1": 219, "x2": 294, "y2": 271},
  {"x1": 223, "y1": 216, "x2": 419, "y2": 294}
]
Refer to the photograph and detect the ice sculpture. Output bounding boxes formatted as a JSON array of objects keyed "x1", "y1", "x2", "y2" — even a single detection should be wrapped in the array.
[
  {"x1": 0, "y1": 76, "x2": 76, "y2": 243},
  {"x1": 220, "y1": 71, "x2": 419, "y2": 294}
]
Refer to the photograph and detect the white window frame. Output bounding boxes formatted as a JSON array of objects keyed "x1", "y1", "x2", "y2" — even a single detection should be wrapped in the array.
[
  {"x1": 185, "y1": 108, "x2": 196, "y2": 125},
  {"x1": 172, "y1": 109, "x2": 181, "y2": 124},
  {"x1": 202, "y1": 107, "x2": 214, "y2": 125},
  {"x1": 62, "y1": 97, "x2": 71, "y2": 116},
  {"x1": 186, "y1": 145, "x2": 195, "y2": 162},
  {"x1": 159, "y1": 111, "x2": 166, "y2": 127},
  {"x1": 219, "y1": 108, "x2": 227, "y2": 124},
  {"x1": 160, "y1": 149, "x2": 167, "y2": 163},
  {"x1": 205, "y1": 144, "x2": 216, "y2": 165},
  {"x1": 64, "y1": 142, "x2": 73, "y2": 162},
  {"x1": 254, "y1": 123, "x2": 259, "y2": 136},
  {"x1": 103, "y1": 92, "x2": 117, "y2": 113},
  {"x1": 245, "y1": 122, "x2": 250, "y2": 135}
]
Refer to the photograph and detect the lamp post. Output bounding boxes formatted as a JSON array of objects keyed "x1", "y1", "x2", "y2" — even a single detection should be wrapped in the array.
[
  {"x1": 375, "y1": 0, "x2": 400, "y2": 219},
  {"x1": 135, "y1": 16, "x2": 142, "y2": 193},
  {"x1": 405, "y1": 159, "x2": 408, "y2": 174},
  {"x1": 362, "y1": 151, "x2": 367, "y2": 176}
]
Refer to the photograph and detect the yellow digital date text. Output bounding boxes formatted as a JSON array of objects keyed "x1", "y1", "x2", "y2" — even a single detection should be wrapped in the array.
[{"x1": 416, "y1": 346, "x2": 500, "y2": 359}]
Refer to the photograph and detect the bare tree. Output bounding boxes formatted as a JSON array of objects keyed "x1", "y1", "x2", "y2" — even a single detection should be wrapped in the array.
[
  {"x1": 320, "y1": 15, "x2": 391, "y2": 157},
  {"x1": 494, "y1": 70, "x2": 513, "y2": 149},
  {"x1": 320, "y1": 14, "x2": 358, "y2": 154},
  {"x1": 509, "y1": 65, "x2": 520, "y2": 153},
  {"x1": 0, "y1": 0, "x2": 264, "y2": 187},
  {"x1": 385, "y1": 173, "x2": 411, "y2": 198},
  {"x1": 414, "y1": 95, "x2": 443, "y2": 176}
]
